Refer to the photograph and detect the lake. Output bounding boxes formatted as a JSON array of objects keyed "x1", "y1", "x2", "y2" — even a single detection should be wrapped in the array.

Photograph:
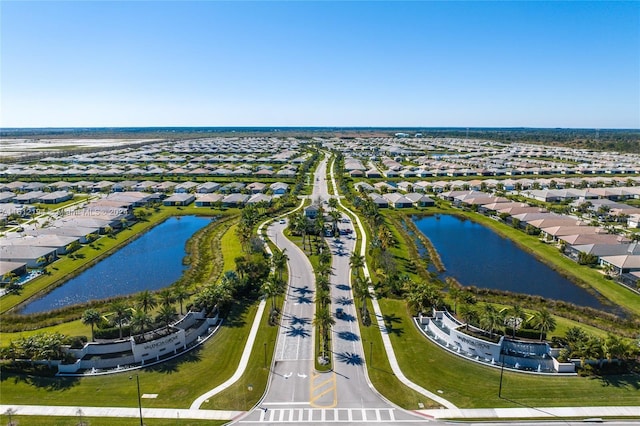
[
  {"x1": 20, "y1": 216, "x2": 211, "y2": 314},
  {"x1": 413, "y1": 214, "x2": 615, "y2": 313}
]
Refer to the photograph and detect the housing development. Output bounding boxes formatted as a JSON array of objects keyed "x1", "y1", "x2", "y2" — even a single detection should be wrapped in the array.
[{"x1": 1, "y1": 132, "x2": 639, "y2": 424}]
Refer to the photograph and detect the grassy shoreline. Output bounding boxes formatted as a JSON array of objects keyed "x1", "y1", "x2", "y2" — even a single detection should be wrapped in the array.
[
  {"x1": 1, "y1": 205, "x2": 235, "y2": 316},
  {"x1": 405, "y1": 206, "x2": 640, "y2": 319}
]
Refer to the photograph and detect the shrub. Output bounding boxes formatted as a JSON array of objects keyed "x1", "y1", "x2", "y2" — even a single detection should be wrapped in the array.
[{"x1": 94, "y1": 326, "x2": 131, "y2": 340}]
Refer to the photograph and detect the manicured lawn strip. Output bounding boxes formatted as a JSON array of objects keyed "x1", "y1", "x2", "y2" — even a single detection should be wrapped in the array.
[
  {"x1": 1, "y1": 319, "x2": 87, "y2": 347},
  {"x1": 357, "y1": 299, "x2": 436, "y2": 410},
  {"x1": 221, "y1": 222, "x2": 243, "y2": 272},
  {"x1": 200, "y1": 297, "x2": 280, "y2": 411},
  {"x1": 0, "y1": 300, "x2": 259, "y2": 409},
  {"x1": 0, "y1": 415, "x2": 225, "y2": 426},
  {"x1": 379, "y1": 298, "x2": 640, "y2": 408},
  {"x1": 442, "y1": 206, "x2": 640, "y2": 316}
]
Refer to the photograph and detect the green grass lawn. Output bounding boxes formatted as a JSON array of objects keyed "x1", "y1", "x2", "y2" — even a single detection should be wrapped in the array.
[
  {"x1": 1, "y1": 319, "x2": 88, "y2": 347},
  {"x1": 379, "y1": 298, "x2": 640, "y2": 408},
  {"x1": 200, "y1": 296, "x2": 281, "y2": 411},
  {"x1": 221, "y1": 223, "x2": 242, "y2": 272},
  {"x1": 357, "y1": 299, "x2": 438, "y2": 410},
  {"x1": 0, "y1": 415, "x2": 226, "y2": 426},
  {"x1": 0, "y1": 299, "x2": 261, "y2": 409},
  {"x1": 0, "y1": 215, "x2": 265, "y2": 410}
]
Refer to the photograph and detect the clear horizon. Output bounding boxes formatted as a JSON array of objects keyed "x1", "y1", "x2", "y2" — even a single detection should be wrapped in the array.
[{"x1": 1, "y1": 1, "x2": 638, "y2": 129}]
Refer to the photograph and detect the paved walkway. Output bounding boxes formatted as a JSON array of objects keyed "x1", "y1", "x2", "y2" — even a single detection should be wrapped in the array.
[
  {"x1": 0, "y1": 405, "x2": 242, "y2": 421},
  {"x1": 421, "y1": 405, "x2": 640, "y2": 420},
  {"x1": 3, "y1": 403, "x2": 639, "y2": 422}
]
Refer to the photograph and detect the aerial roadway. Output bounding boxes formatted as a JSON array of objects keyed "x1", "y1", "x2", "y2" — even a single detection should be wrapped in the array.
[{"x1": 236, "y1": 157, "x2": 430, "y2": 424}]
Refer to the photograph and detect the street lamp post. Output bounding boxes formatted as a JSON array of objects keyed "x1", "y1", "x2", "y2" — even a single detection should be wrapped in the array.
[
  {"x1": 498, "y1": 351, "x2": 505, "y2": 399},
  {"x1": 369, "y1": 341, "x2": 373, "y2": 368},
  {"x1": 130, "y1": 375, "x2": 143, "y2": 426}
]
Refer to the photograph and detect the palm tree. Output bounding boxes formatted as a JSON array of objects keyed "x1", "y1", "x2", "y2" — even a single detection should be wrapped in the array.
[
  {"x1": 603, "y1": 334, "x2": 627, "y2": 364},
  {"x1": 110, "y1": 301, "x2": 131, "y2": 339},
  {"x1": 271, "y1": 249, "x2": 289, "y2": 282},
  {"x1": 156, "y1": 304, "x2": 177, "y2": 330},
  {"x1": 328, "y1": 210, "x2": 342, "y2": 236},
  {"x1": 578, "y1": 335, "x2": 604, "y2": 367},
  {"x1": 158, "y1": 288, "x2": 175, "y2": 308},
  {"x1": 318, "y1": 248, "x2": 332, "y2": 267},
  {"x1": 313, "y1": 306, "x2": 335, "y2": 360},
  {"x1": 313, "y1": 215, "x2": 325, "y2": 247},
  {"x1": 82, "y1": 309, "x2": 101, "y2": 342},
  {"x1": 261, "y1": 276, "x2": 281, "y2": 312},
  {"x1": 316, "y1": 286, "x2": 331, "y2": 308},
  {"x1": 377, "y1": 227, "x2": 394, "y2": 251},
  {"x1": 173, "y1": 285, "x2": 189, "y2": 315},
  {"x1": 533, "y1": 308, "x2": 556, "y2": 342},
  {"x1": 349, "y1": 253, "x2": 365, "y2": 277},
  {"x1": 448, "y1": 286, "x2": 463, "y2": 315},
  {"x1": 458, "y1": 304, "x2": 478, "y2": 330},
  {"x1": 220, "y1": 270, "x2": 240, "y2": 290},
  {"x1": 479, "y1": 304, "x2": 504, "y2": 339},
  {"x1": 137, "y1": 290, "x2": 157, "y2": 314},
  {"x1": 507, "y1": 304, "x2": 526, "y2": 338},
  {"x1": 316, "y1": 262, "x2": 332, "y2": 278},
  {"x1": 292, "y1": 212, "x2": 309, "y2": 252},
  {"x1": 131, "y1": 310, "x2": 153, "y2": 335},
  {"x1": 316, "y1": 274, "x2": 330, "y2": 292},
  {"x1": 353, "y1": 275, "x2": 372, "y2": 319}
]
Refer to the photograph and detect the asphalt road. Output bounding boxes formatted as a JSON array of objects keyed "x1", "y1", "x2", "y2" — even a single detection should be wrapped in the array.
[{"x1": 236, "y1": 157, "x2": 430, "y2": 425}]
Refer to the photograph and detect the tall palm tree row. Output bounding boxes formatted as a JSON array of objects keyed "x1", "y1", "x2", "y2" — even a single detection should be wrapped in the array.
[{"x1": 313, "y1": 306, "x2": 335, "y2": 361}]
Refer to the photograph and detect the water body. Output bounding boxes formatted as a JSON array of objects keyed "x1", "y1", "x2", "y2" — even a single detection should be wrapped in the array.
[
  {"x1": 413, "y1": 214, "x2": 614, "y2": 313},
  {"x1": 20, "y1": 216, "x2": 211, "y2": 314}
]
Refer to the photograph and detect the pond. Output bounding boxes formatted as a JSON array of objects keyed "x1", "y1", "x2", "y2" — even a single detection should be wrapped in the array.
[
  {"x1": 413, "y1": 214, "x2": 616, "y2": 314},
  {"x1": 20, "y1": 216, "x2": 212, "y2": 314}
]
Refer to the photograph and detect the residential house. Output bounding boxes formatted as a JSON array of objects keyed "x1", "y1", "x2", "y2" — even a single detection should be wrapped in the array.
[
  {"x1": 599, "y1": 255, "x2": 640, "y2": 276},
  {"x1": 0, "y1": 245, "x2": 58, "y2": 268},
  {"x1": 383, "y1": 192, "x2": 414, "y2": 208},
  {"x1": 247, "y1": 194, "x2": 272, "y2": 205},
  {"x1": 174, "y1": 181, "x2": 198, "y2": 193},
  {"x1": 39, "y1": 191, "x2": 73, "y2": 204},
  {"x1": 219, "y1": 182, "x2": 246, "y2": 194},
  {"x1": 247, "y1": 182, "x2": 267, "y2": 194},
  {"x1": 222, "y1": 193, "x2": 250, "y2": 207},
  {"x1": 0, "y1": 192, "x2": 16, "y2": 203},
  {"x1": 196, "y1": 182, "x2": 221, "y2": 193},
  {"x1": 369, "y1": 194, "x2": 389, "y2": 208},
  {"x1": 270, "y1": 182, "x2": 289, "y2": 195},
  {"x1": 163, "y1": 193, "x2": 195, "y2": 206},
  {"x1": 14, "y1": 191, "x2": 46, "y2": 204},
  {"x1": 195, "y1": 193, "x2": 223, "y2": 207},
  {"x1": 304, "y1": 204, "x2": 320, "y2": 218},
  {"x1": 404, "y1": 193, "x2": 435, "y2": 207}
]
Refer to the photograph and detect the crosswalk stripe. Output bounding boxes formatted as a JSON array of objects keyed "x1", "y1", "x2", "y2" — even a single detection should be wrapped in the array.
[{"x1": 240, "y1": 407, "x2": 404, "y2": 423}]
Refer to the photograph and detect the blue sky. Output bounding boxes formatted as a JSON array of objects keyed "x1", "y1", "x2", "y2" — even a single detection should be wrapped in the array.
[{"x1": 1, "y1": 1, "x2": 638, "y2": 128}]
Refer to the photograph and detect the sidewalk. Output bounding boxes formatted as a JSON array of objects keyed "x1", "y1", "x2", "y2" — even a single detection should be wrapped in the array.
[
  {"x1": 0, "y1": 405, "x2": 242, "y2": 421},
  {"x1": 421, "y1": 405, "x2": 640, "y2": 420}
]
